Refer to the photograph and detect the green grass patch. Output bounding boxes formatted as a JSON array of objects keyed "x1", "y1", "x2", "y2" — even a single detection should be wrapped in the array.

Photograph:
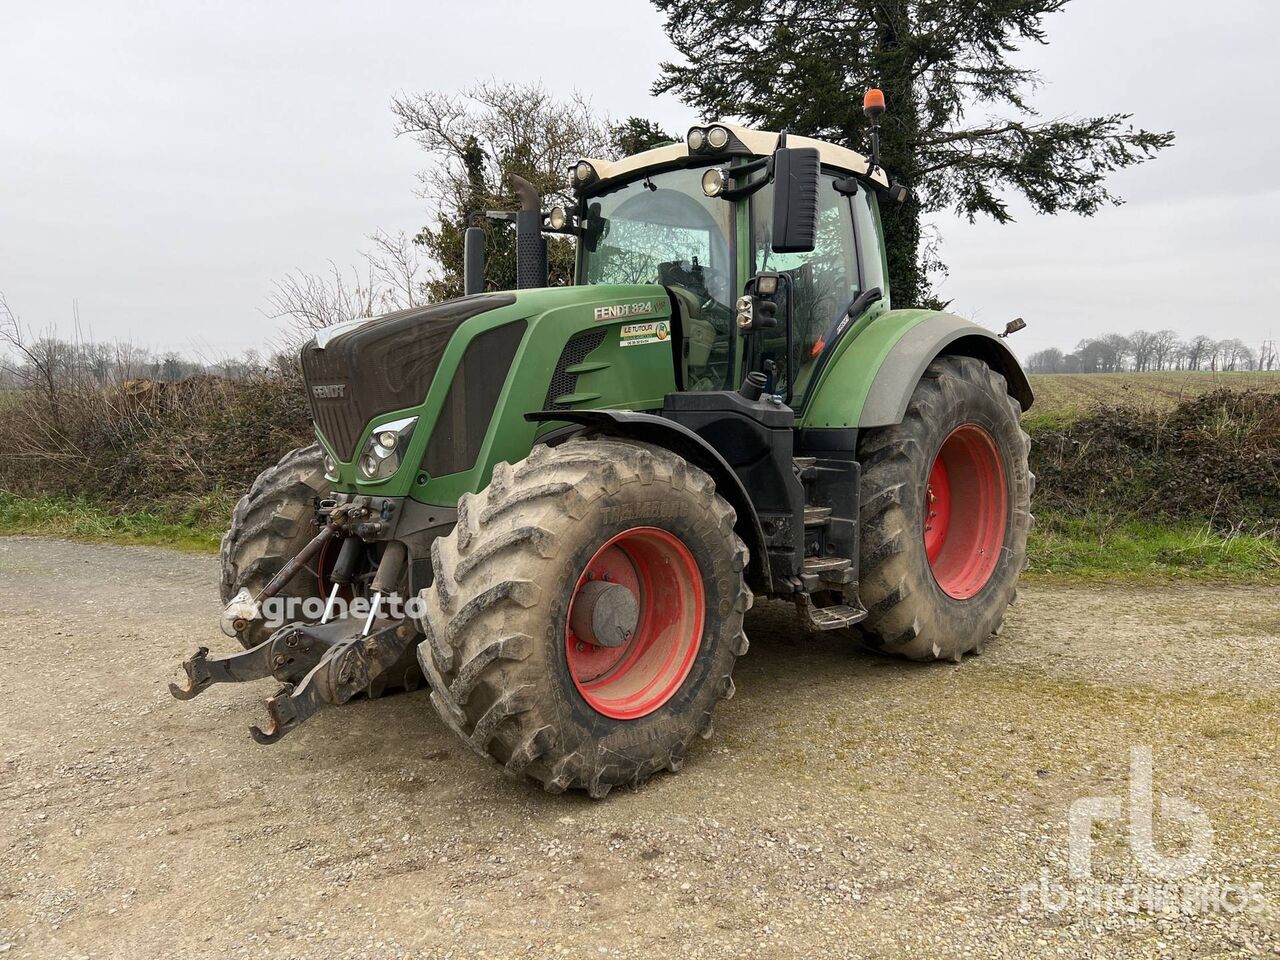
[
  {"x1": 1027, "y1": 512, "x2": 1280, "y2": 584},
  {"x1": 2, "y1": 496, "x2": 1277, "y2": 585},
  {"x1": 0, "y1": 490, "x2": 233, "y2": 553}
]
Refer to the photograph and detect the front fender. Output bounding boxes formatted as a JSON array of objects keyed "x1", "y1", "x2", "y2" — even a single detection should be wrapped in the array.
[
  {"x1": 526, "y1": 409, "x2": 772, "y2": 593},
  {"x1": 800, "y1": 309, "x2": 1033, "y2": 429}
]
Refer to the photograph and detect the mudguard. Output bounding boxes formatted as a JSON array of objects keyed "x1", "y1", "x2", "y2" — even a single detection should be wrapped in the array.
[
  {"x1": 800, "y1": 309, "x2": 1033, "y2": 430},
  {"x1": 526, "y1": 409, "x2": 772, "y2": 592}
]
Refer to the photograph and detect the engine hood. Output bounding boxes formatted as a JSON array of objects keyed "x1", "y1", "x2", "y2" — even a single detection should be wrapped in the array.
[{"x1": 300, "y1": 294, "x2": 515, "y2": 460}]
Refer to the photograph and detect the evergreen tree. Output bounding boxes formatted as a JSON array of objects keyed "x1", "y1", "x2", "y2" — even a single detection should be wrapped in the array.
[
  {"x1": 608, "y1": 117, "x2": 680, "y2": 155},
  {"x1": 651, "y1": 0, "x2": 1173, "y2": 306}
]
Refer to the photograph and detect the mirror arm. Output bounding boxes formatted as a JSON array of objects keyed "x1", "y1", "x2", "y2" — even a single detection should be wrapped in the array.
[{"x1": 716, "y1": 156, "x2": 774, "y2": 201}]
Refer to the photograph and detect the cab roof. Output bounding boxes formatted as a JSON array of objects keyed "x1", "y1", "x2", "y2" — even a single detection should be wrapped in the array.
[{"x1": 578, "y1": 121, "x2": 890, "y2": 192}]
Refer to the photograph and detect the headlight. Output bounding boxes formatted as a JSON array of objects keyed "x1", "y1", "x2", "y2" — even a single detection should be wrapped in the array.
[
  {"x1": 687, "y1": 128, "x2": 705, "y2": 151},
  {"x1": 701, "y1": 167, "x2": 727, "y2": 197},
  {"x1": 706, "y1": 125, "x2": 730, "y2": 150},
  {"x1": 323, "y1": 453, "x2": 338, "y2": 481},
  {"x1": 548, "y1": 206, "x2": 568, "y2": 230},
  {"x1": 574, "y1": 160, "x2": 595, "y2": 182},
  {"x1": 357, "y1": 416, "x2": 417, "y2": 482}
]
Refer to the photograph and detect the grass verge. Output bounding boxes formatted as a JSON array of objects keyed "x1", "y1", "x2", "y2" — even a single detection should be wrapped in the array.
[
  {"x1": 1026, "y1": 512, "x2": 1280, "y2": 584},
  {"x1": 2, "y1": 496, "x2": 1277, "y2": 585},
  {"x1": 0, "y1": 491, "x2": 233, "y2": 553}
]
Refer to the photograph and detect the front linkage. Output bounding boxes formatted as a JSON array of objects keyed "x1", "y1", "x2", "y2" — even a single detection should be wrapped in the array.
[{"x1": 170, "y1": 498, "x2": 423, "y2": 743}]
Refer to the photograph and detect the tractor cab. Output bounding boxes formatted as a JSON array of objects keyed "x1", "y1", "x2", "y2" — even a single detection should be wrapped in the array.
[{"x1": 568, "y1": 123, "x2": 898, "y2": 406}]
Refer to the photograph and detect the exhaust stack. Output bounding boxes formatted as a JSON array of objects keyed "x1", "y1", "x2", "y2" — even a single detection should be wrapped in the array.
[
  {"x1": 511, "y1": 174, "x2": 548, "y2": 290},
  {"x1": 463, "y1": 222, "x2": 485, "y2": 296}
]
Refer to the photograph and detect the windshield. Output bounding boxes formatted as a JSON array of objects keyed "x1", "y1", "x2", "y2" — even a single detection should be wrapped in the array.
[{"x1": 580, "y1": 166, "x2": 735, "y2": 389}]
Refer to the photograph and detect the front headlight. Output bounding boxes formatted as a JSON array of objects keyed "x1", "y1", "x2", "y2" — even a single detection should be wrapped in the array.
[
  {"x1": 323, "y1": 452, "x2": 338, "y2": 481},
  {"x1": 357, "y1": 416, "x2": 417, "y2": 482}
]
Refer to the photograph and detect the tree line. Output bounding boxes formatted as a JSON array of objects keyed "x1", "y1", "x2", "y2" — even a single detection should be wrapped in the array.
[
  {"x1": 1027, "y1": 332, "x2": 1279, "y2": 374},
  {"x1": 0, "y1": 293, "x2": 267, "y2": 394}
]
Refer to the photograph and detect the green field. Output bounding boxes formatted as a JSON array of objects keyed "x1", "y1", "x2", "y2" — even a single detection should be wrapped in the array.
[{"x1": 1027, "y1": 370, "x2": 1279, "y2": 426}]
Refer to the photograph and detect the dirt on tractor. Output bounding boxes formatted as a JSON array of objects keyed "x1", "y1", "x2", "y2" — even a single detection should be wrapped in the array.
[{"x1": 2, "y1": 537, "x2": 1277, "y2": 959}]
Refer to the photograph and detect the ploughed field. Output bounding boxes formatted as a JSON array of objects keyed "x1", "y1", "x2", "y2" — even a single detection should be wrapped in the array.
[
  {"x1": 1, "y1": 537, "x2": 1277, "y2": 959},
  {"x1": 1028, "y1": 370, "x2": 1280, "y2": 422}
]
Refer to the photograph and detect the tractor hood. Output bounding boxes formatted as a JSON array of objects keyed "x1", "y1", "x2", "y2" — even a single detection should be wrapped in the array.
[
  {"x1": 300, "y1": 294, "x2": 515, "y2": 460},
  {"x1": 301, "y1": 283, "x2": 680, "y2": 503}
]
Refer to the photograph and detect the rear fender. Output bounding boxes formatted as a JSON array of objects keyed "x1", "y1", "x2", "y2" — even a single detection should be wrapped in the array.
[
  {"x1": 801, "y1": 309, "x2": 1033, "y2": 430},
  {"x1": 526, "y1": 410, "x2": 772, "y2": 593}
]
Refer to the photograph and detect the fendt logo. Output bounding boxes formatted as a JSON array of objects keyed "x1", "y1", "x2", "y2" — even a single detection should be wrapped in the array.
[
  {"x1": 311, "y1": 384, "x2": 346, "y2": 399},
  {"x1": 593, "y1": 301, "x2": 655, "y2": 322}
]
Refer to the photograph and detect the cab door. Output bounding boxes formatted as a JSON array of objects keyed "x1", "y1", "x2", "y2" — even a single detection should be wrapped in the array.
[{"x1": 748, "y1": 173, "x2": 887, "y2": 405}]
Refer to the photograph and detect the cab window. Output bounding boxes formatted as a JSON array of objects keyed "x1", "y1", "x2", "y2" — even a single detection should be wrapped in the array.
[
  {"x1": 581, "y1": 166, "x2": 737, "y2": 390},
  {"x1": 750, "y1": 174, "x2": 860, "y2": 404}
]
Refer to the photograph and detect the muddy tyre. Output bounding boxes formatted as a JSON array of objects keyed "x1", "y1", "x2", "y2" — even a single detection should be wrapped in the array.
[
  {"x1": 219, "y1": 444, "x2": 329, "y2": 650},
  {"x1": 416, "y1": 438, "x2": 752, "y2": 798},
  {"x1": 856, "y1": 355, "x2": 1032, "y2": 661}
]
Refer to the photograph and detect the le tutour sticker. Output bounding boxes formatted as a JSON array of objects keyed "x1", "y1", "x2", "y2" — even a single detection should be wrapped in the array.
[{"x1": 619, "y1": 320, "x2": 671, "y2": 347}]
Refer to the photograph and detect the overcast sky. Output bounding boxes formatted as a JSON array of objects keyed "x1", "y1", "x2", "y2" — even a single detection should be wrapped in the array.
[{"x1": 2, "y1": 0, "x2": 1277, "y2": 361}]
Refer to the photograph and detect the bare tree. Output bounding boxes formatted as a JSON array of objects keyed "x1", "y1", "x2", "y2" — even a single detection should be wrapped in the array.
[
  {"x1": 1026, "y1": 347, "x2": 1066, "y2": 373},
  {"x1": 1150, "y1": 329, "x2": 1180, "y2": 371},
  {"x1": 114, "y1": 342, "x2": 153, "y2": 382},
  {"x1": 0, "y1": 293, "x2": 65, "y2": 425},
  {"x1": 1218, "y1": 338, "x2": 1253, "y2": 372},
  {"x1": 1128, "y1": 330, "x2": 1157, "y2": 372},
  {"x1": 1185, "y1": 335, "x2": 1214, "y2": 371},
  {"x1": 265, "y1": 230, "x2": 426, "y2": 345},
  {"x1": 391, "y1": 81, "x2": 613, "y2": 299},
  {"x1": 1098, "y1": 334, "x2": 1131, "y2": 373}
]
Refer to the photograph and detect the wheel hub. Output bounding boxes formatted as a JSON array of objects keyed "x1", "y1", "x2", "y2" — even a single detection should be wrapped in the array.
[
  {"x1": 565, "y1": 526, "x2": 704, "y2": 720},
  {"x1": 569, "y1": 580, "x2": 638, "y2": 648}
]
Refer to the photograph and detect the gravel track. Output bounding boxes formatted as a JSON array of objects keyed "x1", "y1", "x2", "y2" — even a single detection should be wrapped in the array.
[{"x1": 1, "y1": 537, "x2": 1276, "y2": 959}]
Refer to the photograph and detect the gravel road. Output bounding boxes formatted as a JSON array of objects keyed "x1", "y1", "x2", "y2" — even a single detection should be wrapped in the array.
[{"x1": 1, "y1": 537, "x2": 1277, "y2": 959}]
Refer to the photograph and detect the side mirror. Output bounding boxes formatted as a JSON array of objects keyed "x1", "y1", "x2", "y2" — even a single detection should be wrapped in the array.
[{"x1": 770, "y1": 147, "x2": 820, "y2": 254}]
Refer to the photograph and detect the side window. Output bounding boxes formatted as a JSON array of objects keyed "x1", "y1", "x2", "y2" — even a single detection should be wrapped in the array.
[
  {"x1": 751, "y1": 175, "x2": 860, "y2": 403},
  {"x1": 853, "y1": 189, "x2": 887, "y2": 299}
]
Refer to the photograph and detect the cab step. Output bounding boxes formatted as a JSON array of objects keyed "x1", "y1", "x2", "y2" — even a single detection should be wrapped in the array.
[
  {"x1": 803, "y1": 505, "x2": 832, "y2": 526},
  {"x1": 801, "y1": 555, "x2": 855, "y2": 590},
  {"x1": 793, "y1": 456, "x2": 818, "y2": 481},
  {"x1": 796, "y1": 594, "x2": 867, "y2": 631}
]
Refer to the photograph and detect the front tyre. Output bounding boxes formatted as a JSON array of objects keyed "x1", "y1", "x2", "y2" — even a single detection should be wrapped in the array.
[
  {"x1": 856, "y1": 356, "x2": 1032, "y2": 661},
  {"x1": 416, "y1": 438, "x2": 752, "y2": 798},
  {"x1": 220, "y1": 444, "x2": 329, "y2": 650}
]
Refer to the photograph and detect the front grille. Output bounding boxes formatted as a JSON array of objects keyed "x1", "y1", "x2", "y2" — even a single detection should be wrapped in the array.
[
  {"x1": 543, "y1": 328, "x2": 607, "y2": 410},
  {"x1": 422, "y1": 320, "x2": 527, "y2": 478},
  {"x1": 300, "y1": 294, "x2": 514, "y2": 459}
]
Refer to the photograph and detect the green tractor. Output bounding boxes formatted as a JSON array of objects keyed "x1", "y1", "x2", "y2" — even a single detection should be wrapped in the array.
[{"x1": 172, "y1": 95, "x2": 1033, "y2": 797}]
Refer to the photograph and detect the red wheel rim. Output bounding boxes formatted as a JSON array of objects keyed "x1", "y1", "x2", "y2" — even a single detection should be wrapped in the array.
[
  {"x1": 924, "y1": 424, "x2": 1008, "y2": 600},
  {"x1": 566, "y1": 526, "x2": 704, "y2": 720}
]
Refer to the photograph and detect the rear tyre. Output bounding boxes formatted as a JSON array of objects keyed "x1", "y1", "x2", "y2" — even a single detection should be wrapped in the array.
[
  {"x1": 856, "y1": 356, "x2": 1032, "y2": 661},
  {"x1": 416, "y1": 438, "x2": 752, "y2": 798},
  {"x1": 219, "y1": 444, "x2": 329, "y2": 650}
]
